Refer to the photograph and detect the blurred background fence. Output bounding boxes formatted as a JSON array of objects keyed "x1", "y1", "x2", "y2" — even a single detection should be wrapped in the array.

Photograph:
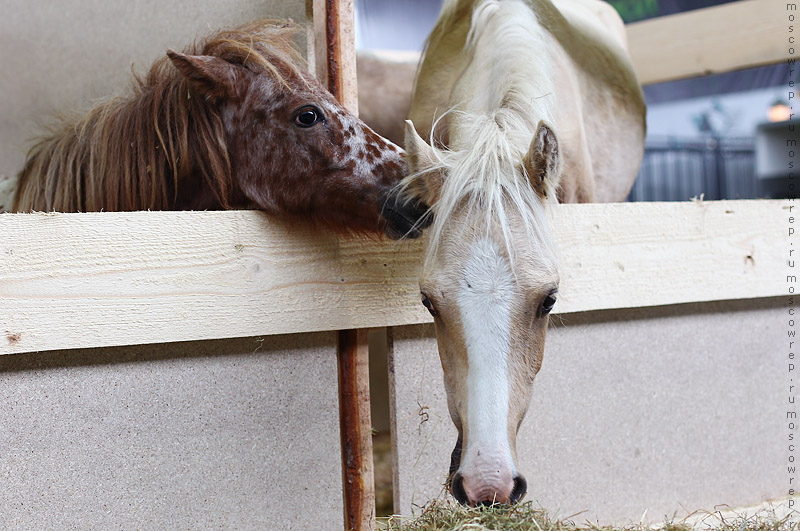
[{"x1": 628, "y1": 136, "x2": 757, "y2": 201}]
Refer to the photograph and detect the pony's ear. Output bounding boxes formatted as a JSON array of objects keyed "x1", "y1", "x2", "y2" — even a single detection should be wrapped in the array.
[
  {"x1": 167, "y1": 50, "x2": 240, "y2": 102},
  {"x1": 404, "y1": 120, "x2": 443, "y2": 205},
  {"x1": 523, "y1": 121, "x2": 561, "y2": 200}
]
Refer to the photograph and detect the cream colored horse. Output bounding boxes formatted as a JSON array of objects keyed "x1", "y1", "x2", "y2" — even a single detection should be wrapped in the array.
[{"x1": 403, "y1": 0, "x2": 645, "y2": 506}]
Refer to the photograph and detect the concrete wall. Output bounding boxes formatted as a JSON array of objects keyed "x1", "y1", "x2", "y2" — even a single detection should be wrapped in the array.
[
  {"x1": 0, "y1": 332, "x2": 344, "y2": 530},
  {"x1": 0, "y1": 0, "x2": 307, "y2": 180},
  {"x1": 390, "y1": 299, "x2": 784, "y2": 524}
]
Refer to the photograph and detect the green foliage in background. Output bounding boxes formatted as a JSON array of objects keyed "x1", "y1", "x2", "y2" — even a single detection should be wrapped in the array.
[{"x1": 605, "y1": 0, "x2": 659, "y2": 23}]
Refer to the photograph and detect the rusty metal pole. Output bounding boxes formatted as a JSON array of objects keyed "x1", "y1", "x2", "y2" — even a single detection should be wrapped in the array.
[
  {"x1": 322, "y1": 1, "x2": 376, "y2": 530},
  {"x1": 337, "y1": 329, "x2": 375, "y2": 531},
  {"x1": 324, "y1": 0, "x2": 358, "y2": 111}
]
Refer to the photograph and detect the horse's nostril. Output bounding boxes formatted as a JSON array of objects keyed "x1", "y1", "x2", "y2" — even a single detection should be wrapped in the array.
[
  {"x1": 450, "y1": 472, "x2": 469, "y2": 505},
  {"x1": 510, "y1": 475, "x2": 527, "y2": 504}
]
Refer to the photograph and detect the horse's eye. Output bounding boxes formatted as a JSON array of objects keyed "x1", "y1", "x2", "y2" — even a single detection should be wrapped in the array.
[
  {"x1": 294, "y1": 106, "x2": 322, "y2": 128},
  {"x1": 421, "y1": 293, "x2": 439, "y2": 318},
  {"x1": 539, "y1": 292, "x2": 557, "y2": 316}
]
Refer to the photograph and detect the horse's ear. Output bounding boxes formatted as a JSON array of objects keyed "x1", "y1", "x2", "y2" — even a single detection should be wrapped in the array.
[
  {"x1": 404, "y1": 120, "x2": 443, "y2": 204},
  {"x1": 167, "y1": 50, "x2": 240, "y2": 102},
  {"x1": 523, "y1": 121, "x2": 561, "y2": 200}
]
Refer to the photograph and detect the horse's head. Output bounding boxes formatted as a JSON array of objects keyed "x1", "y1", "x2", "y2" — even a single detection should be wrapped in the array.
[
  {"x1": 403, "y1": 119, "x2": 561, "y2": 506},
  {"x1": 166, "y1": 24, "x2": 428, "y2": 239}
]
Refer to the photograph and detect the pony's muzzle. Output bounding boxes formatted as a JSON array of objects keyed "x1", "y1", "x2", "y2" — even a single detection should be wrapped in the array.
[
  {"x1": 450, "y1": 472, "x2": 527, "y2": 506},
  {"x1": 379, "y1": 189, "x2": 432, "y2": 240}
]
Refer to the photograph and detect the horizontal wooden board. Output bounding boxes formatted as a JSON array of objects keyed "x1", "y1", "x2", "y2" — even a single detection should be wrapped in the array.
[
  {"x1": 0, "y1": 200, "x2": 787, "y2": 355},
  {"x1": 553, "y1": 200, "x2": 786, "y2": 314},
  {"x1": 627, "y1": 0, "x2": 786, "y2": 85}
]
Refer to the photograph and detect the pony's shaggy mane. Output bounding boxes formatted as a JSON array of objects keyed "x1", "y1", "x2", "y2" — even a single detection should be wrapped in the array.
[
  {"x1": 13, "y1": 20, "x2": 304, "y2": 213},
  {"x1": 405, "y1": 0, "x2": 559, "y2": 273}
]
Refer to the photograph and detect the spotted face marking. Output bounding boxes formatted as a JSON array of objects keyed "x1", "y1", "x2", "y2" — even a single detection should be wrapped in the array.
[{"x1": 214, "y1": 63, "x2": 431, "y2": 238}]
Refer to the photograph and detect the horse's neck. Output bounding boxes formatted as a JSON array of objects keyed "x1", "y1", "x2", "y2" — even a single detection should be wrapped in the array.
[{"x1": 449, "y1": 1, "x2": 555, "y2": 151}]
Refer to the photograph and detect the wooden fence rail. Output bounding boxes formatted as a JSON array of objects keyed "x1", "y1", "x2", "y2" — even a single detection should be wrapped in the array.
[
  {"x1": 627, "y1": 0, "x2": 785, "y2": 85},
  {"x1": 0, "y1": 200, "x2": 786, "y2": 357}
]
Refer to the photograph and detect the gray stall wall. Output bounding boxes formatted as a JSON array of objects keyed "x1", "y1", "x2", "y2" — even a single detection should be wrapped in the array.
[
  {"x1": 390, "y1": 299, "x2": 784, "y2": 524},
  {"x1": 0, "y1": 332, "x2": 344, "y2": 530},
  {"x1": 0, "y1": 0, "x2": 307, "y2": 180}
]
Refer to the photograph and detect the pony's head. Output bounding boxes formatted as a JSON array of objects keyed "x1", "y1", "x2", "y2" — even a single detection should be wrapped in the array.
[
  {"x1": 13, "y1": 21, "x2": 428, "y2": 239},
  {"x1": 403, "y1": 118, "x2": 561, "y2": 505},
  {"x1": 166, "y1": 21, "x2": 428, "y2": 238}
]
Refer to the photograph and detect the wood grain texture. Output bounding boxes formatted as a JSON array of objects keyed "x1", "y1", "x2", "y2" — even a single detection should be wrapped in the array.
[
  {"x1": 553, "y1": 200, "x2": 786, "y2": 314},
  {"x1": 0, "y1": 200, "x2": 787, "y2": 355},
  {"x1": 627, "y1": 0, "x2": 786, "y2": 85}
]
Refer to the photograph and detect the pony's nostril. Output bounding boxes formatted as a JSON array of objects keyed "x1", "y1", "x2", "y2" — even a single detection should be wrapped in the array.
[
  {"x1": 379, "y1": 191, "x2": 431, "y2": 240},
  {"x1": 450, "y1": 472, "x2": 469, "y2": 505},
  {"x1": 510, "y1": 475, "x2": 527, "y2": 504}
]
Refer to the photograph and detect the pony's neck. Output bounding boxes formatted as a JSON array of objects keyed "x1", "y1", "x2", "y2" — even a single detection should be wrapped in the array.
[
  {"x1": 173, "y1": 168, "x2": 250, "y2": 210},
  {"x1": 147, "y1": 71, "x2": 234, "y2": 210},
  {"x1": 173, "y1": 172, "x2": 225, "y2": 210}
]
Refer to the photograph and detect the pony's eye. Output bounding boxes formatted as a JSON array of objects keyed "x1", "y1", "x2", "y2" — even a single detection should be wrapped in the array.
[
  {"x1": 294, "y1": 106, "x2": 322, "y2": 128},
  {"x1": 539, "y1": 293, "x2": 557, "y2": 316},
  {"x1": 421, "y1": 293, "x2": 439, "y2": 318}
]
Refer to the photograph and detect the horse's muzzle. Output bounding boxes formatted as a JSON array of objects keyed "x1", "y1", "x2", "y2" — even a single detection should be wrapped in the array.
[{"x1": 450, "y1": 472, "x2": 528, "y2": 506}]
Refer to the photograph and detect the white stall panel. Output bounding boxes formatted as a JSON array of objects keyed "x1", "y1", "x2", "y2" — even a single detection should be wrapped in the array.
[{"x1": 0, "y1": 332, "x2": 343, "y2": 531}]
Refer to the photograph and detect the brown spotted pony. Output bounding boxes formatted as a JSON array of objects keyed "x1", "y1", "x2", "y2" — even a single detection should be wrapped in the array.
[{"x1": 11, "y1": 20, "x2": 428, "y2": 239}]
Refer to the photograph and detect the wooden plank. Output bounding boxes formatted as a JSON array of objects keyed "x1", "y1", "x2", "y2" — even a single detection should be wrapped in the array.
[
  {"x1": 551, "y1": 199, "x2": 786, "y2": 314},
  {"x1": 0, "y1": 199, "x2": 787, "y2": 355},
  {"x1": 627, "y1": 0, "x2": 787, "y2": 85}
]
